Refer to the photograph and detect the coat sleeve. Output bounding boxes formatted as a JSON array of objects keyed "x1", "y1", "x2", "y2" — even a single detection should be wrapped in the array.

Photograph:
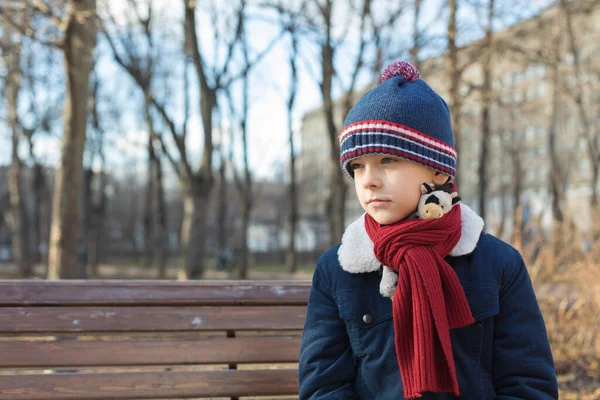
[
  {"x1": 492, "y1": 254, "x2": 559, "y2": 399},
  {"x1": 298, "y1": 257, "x2": 358, "y2": 399}
]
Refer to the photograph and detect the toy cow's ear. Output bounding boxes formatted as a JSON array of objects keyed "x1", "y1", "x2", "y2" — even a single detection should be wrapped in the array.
[
  {"x1": 451, "y1": 192, "x2": 458, "y2": 198},
  {"x1": 452, "y1": 196, "x2": 462, "y2": 205},
  {"x1": 421, "y1": 182, "x2": 434, "y2": 194}
]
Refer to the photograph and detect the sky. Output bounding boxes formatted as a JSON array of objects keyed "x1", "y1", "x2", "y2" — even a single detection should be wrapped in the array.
[{"x1": 0, "y1": 0, "x2": 556, "y2": 185}]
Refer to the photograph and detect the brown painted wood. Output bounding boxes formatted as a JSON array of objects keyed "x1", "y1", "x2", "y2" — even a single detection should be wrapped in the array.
[
  {"x1": 0, "y1": 305, "x2": 307, "y2": 333},
  {"x1": 0, "y1": 369, "x2": 299, "y2": 399},
  {"x1": 0, "y1": 336, "x2": 302, "y2": 367},
  {"x1": 0, "y1": 280, "x2": 311, "y2": 306}
]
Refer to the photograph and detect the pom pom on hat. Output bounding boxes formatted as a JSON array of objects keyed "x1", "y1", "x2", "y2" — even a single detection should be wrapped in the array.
[{"x1": 381, "y1": 60, "x2": 420, "y2": 84}]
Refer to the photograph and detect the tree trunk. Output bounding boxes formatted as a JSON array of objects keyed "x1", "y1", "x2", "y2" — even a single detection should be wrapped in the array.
[
  {"x1": 511, "y1": 130, "x2": 523, "y2": 244},
  {"x1": 47, "y1": 0, "x2": 97, "y2": 279},
  {"x1": 217, "y1": 152, "x2": 228, "y2": 260},
  {"x1": 154, "y1": 143, "x2": 167, "y2": 279},
  {"x1": 447, "y1": 0, "x2": 462, "y2": 185},
  {"x1": 185, "y1": 15, "x2": 216, "y2": 279},
  {"x1": 31, "y1": 163, "x2": 48, "y2": 264},
  {"x1": 31, "y1": 164, "x2": 40, "y2": 263},
  {"x1": 82, "y1": 169, "x2": 105, "y2": 279},
  {"x1": 88, "y1": 172, "x2": 106, "y2": 279},
  {"x1": 235, "y1": 199, "x2": 251, "y2": 280},
  {"x1": 410, "y1": 0, "x2": 422, "y2": 71},
  {"x1": 560, "y1": 0, "x2": 598, "y2": 213},
  {"x1": 7, "y1": 159, "x2": 33, "y2": 278},
  {"x1": 180, "y1": 184, "x2": 208, "y2": 279},
  {"x1": 236, "y1": 37, "x2": 253, "y2": 280},
  {"x1": 320, "y1": 16, "x2": 346, "y2": 246},
  {"x1": 140, "y1": 93, "x2": 167, "y2": 278},
  {"x1": 496, "y1": 182, "x2": 507, "y2": 240},
  {"x1": 3, "y1": 28, "x2": 33, "y2": 278},
  {"x1": 81, "y1": 168, "x2": 93, "y2": 277},
  {"x1": 286, "y1": 164, "x2": 298, "y2": 274},
  {"x1": 548, "y1": 25, "x2": 565, "y2": 224},
  {"x1": 478, "y1": 0, "x2": 494, "y2": 222},
  {"x1": 592, "y1": 159, "x2": 599, "y2": 209},
  {"x1": 88, "y1": 76, "x2": 106, "y2": 279},
  {"x1": 143, "y1": 130, "x2": 155, "y2": 268},
  {"x1": 285, "y1": 32, "x2": 298, "y2": 274}
]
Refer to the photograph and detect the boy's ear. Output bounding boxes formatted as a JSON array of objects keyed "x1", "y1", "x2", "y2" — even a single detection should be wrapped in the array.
[{"x1": 432, "y1": 171, "x2": 449, "y2": 185}]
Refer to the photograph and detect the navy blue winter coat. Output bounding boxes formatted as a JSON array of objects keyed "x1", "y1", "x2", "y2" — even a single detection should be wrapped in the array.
[{"x1": 298, "y1": 204, "x2": 558, "y2": 399}]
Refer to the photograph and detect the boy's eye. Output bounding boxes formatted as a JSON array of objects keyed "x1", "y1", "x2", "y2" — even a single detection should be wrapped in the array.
[
  {"x1": 350, "y1": 163, "x2": 363, "y2": 170},
  {"x1": 381, "y1": 157, "x2": 397, "y2": 164}
]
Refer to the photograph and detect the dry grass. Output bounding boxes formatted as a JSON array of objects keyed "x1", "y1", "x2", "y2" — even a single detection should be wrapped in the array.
[{"x1": 511, "y1": 210, "x2": 600, "y2": 398}]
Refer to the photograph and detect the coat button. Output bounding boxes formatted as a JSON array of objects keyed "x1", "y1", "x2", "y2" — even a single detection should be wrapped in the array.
[{"x1": 362, "y1": 314, "x2": 373, "y2": 324}]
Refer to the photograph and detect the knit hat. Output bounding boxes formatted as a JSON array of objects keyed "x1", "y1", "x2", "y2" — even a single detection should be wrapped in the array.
[{"x1": 339, "y1": 60, "x2": 457, "y2": 179}]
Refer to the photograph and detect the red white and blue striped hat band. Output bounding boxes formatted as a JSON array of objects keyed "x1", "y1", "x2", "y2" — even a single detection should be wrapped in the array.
[{"x1": 339, "y1": 120, "x2": 457, "y2": 179}]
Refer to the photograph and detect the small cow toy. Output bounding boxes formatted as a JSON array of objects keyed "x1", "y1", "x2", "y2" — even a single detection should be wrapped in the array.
[
  {"x1": 417, "y1": 182, "x2": 461, "y2": 220},
  {"x1": 379, "y1": 182, "x2": 462, "y2": 298}
]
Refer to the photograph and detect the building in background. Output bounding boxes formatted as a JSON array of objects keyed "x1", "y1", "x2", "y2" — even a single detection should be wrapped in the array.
[{"x1": 297, "y1": 2, "x2": 600, "y2": 248}]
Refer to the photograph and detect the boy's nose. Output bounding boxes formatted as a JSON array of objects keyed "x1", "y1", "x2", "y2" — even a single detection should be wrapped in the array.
[{"x1": 361, "y1": 166, "x2": 383, "y2": 190}]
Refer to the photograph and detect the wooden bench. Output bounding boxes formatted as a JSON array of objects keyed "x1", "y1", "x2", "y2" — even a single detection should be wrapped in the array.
[{"x1": 0, "y1": 280, "x2": 311, "y2": 400}]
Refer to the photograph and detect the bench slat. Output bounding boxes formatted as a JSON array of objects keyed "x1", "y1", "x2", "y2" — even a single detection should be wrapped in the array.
[
  {"x1": 0, "y1": 280, "x2": 311, "y2": 306},
  {"x1": 0, "y1": 306, "x2": 307, "y2": 333},
  {"x1": 0, "y1": 369, "x2": 299, "y2": 399},
  {"x1": 0, "y1": 336, "x2": 301, "y2": 367}
]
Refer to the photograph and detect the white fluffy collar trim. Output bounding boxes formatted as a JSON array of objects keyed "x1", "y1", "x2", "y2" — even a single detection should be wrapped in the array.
[{"x1": 338, "y1": 203, "x2": 485, "y2": 274}]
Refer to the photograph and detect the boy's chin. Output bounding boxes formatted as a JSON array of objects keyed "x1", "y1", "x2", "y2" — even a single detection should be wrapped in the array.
[{"x1": 366, "y1": 211, "x2": 412, "y2": 226}]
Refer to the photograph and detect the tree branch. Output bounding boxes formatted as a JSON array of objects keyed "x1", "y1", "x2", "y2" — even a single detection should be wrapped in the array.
[
  {"x1": 217, "y1": 0, "x2": 245, "y2": 85},
  {"x1": 0, "y1": 8, "x2": 63, "y2": 49},
  {"x1": 219, "y1": 26, "x2": 286, "y2": 88}
]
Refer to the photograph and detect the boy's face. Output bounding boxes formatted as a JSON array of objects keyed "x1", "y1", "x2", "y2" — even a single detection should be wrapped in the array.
[{"x1": 351, "y1": 154, "x2": 448, "y2": 225}]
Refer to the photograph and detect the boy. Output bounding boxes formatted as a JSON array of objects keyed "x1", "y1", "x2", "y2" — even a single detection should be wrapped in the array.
[{"x1": 298, "y1": 61, "x2": 558, "y2": 399}]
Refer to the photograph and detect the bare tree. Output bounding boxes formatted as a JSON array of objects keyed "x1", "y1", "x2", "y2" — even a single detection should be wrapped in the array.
[
  {"x1": 226, "y1": 1, "x2": 253, "y2": 279},
  {"x1": 446, "y1": 0, "x2": 495, "y2": 187},
  {"x1": 312, "y1": 0, "x2": 370, "y2": 246},
  {"x1": 447, "y1": 0, "x2": 462, "y2": 183},
  {"x1": 31, "y1": 0, "x2": 97, "y2": 279},
  {"x1": 313, "y1": 0, "x2": 344, "y2": 247},
  {"x1": 216, "y1": 123, "x2": 229, "y2": 263},
  {"x1": 1, "y1": 21, "x2": 33, "y2": 278},
  {"x1": 21, "y1": 50, "x2": 59, "y2": 267},
  {"x1": 285, "y1": 11, "x2": 300, "y2": 274},
  {"x1": 83, "y1": 72, "x2": 109, "y2": 278},
  {"x1": 410, "y1": 0, "x2": 423, "y2": 71},
  {"x1": 101, "y1": 1, "x2": 170, "y2": 277},
  {"x1": 560, "y1": 0, "x2": 599, "y2": 209},
  {"x1": 498, "y1": 95, "x2": 525, "y2": 242},
  {"x1": 141, "y1": 130, "x2": 168, "y2": 279},
  {"x1": 103, "y1": 0, "x2": 279, "y2": 278},
  {"x1": 547, "y1": 13, "x2": 566, "y2": 224},
  {"x1": 477, "y1": 0, "x2": 495, "y2": 223},
  {"x1": 266, "y1": 0, "x2": 306, "y2": 273},
  {"x1": 490, "y1": 1, "x2": 585, "y2": 230},
  {"x1": 182, "y1": 0, "x2": 243, "y2": 279}
]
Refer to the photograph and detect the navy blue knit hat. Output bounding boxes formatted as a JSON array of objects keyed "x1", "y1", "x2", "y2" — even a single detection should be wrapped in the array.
[{"x1": 340, "y1": 61, "x2": 457, "y2": 179}]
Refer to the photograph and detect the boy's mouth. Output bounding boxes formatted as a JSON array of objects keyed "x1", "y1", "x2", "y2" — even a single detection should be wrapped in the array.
[{"x1": 367, "y1": 198, "x2": 391, "y2": 207}]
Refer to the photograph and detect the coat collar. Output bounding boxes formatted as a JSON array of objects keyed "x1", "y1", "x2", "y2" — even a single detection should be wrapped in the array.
[{"x1": 337, "y1": 203, "x2": 485, "y2": 274}]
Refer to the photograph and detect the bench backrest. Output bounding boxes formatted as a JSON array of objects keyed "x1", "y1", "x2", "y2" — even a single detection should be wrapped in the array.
[{"x1": 0, "y1": 280, "x2": 311, "y2": 400}]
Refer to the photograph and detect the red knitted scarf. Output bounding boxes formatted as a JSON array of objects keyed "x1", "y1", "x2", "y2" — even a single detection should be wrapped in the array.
[{"x1": 364, "y1": 205, "x2": 474, "y2": 398}]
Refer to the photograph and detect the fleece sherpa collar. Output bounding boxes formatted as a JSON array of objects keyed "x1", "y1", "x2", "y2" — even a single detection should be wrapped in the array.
[{"x1": 337, "y1": 203, "x2": 484, "y2": 274}]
